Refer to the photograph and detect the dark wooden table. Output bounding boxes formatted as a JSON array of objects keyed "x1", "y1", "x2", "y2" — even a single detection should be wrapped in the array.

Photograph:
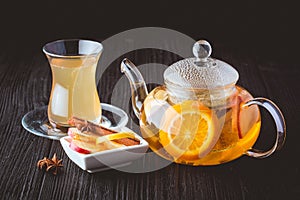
[{"x1": 0, "y1": 40, "x2": 299, "y2": 200}]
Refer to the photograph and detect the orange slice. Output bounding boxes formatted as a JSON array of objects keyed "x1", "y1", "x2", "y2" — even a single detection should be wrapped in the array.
[
  {"x1": 96, "y1": 132, "x2": 136, "y2": 144},
  {"x1": 159, "y1": 100, "x2": 220, "y2": 161}
]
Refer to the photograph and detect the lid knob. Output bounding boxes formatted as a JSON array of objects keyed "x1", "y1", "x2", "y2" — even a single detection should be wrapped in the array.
[{"x1": 193, "y1": 40, "x2": 212, "y2": 62}]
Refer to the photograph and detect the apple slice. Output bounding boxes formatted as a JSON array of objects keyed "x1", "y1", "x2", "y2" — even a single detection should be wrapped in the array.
[
  {"x1": 69, "y1": 141, "x2": 91, "y2": 154},
  {"x1": 68, "y1": 128, "x2": 77, "y2": 138},
  {"x1": 69, "y1": 117, "x2": 140, "y2": 146},
  {"x1": 238, "y1": 99, "x2": 259, "y2": 139},
  {"x1": 68, "y1": 128, "x2": 128, "y2": 153},
  {"x1": 231, "y1": 95, "x2": 242, "y2": 138},
  {"x1": 232, "y1": 92, "x2": 259, "y2": 139}
]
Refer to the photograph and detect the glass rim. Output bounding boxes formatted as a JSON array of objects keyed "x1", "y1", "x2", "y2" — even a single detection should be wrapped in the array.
[{"x1": 42, "y1": 39, "x2": 103, "y2": 58}]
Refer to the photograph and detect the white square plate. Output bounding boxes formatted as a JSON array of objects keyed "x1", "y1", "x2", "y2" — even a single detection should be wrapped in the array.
[{"x1": 60, "y1": 127, "x2": 148, "y2": 173}]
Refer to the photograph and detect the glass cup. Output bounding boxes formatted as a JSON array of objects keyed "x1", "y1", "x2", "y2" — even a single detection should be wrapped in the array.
[{"x1": 43, "y1": 39, "x2": 103, "y2": 129}]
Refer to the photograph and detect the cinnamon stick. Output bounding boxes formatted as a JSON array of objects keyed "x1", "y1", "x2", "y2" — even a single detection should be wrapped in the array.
[{"x1": 68, "y1": 117, "x2": 140, "y2": 146}]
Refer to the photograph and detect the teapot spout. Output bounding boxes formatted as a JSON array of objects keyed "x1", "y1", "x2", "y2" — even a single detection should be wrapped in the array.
[{"x1": 120, "y1": 58, "x2": 148, "y2": 119}]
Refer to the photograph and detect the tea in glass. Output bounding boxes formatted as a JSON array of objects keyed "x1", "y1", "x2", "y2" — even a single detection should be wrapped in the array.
[{"x1": 43, "y1": 39, "x2": 103, "y2": 128}]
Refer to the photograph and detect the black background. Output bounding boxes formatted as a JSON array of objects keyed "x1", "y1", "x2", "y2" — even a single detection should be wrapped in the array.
[
  {"x1": 0, "y1": 0, "x2": 299, "y2": 199},
  {"x1": 0, "y1": 0, "x2": 298, "y2": 62}
]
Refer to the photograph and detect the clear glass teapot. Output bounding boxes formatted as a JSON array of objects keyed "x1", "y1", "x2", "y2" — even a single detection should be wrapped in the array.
[{"x1": 121, "y1": 40, "x2": 286, "y2": 166}]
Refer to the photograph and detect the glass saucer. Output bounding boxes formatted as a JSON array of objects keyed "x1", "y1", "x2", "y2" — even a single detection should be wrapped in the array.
[{"x1": 22, "y1": 103, "x2": 129, "y2": 140}]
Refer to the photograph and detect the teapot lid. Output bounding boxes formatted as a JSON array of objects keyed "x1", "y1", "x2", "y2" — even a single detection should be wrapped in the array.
[{"x1": 164, "y1": 40, "x2": 239, "y2": 89}]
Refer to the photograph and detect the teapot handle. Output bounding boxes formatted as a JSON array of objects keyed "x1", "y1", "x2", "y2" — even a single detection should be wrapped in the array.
[{"x1": 244, "y1": 98, "x2": 286, "y2": 158}]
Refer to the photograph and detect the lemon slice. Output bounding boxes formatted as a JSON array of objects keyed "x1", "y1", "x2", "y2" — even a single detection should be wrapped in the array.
[
  {"x1": 159, "y1": 100, "x2": 220, "y2": 161},
  {"x1": 96, "y1": 132, "x2": 136, "y2": 144}
]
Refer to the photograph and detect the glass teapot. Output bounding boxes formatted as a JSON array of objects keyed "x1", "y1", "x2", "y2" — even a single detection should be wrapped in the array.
[{"x1": 121, "y1": 40, "x2": 286, "y2": 166}]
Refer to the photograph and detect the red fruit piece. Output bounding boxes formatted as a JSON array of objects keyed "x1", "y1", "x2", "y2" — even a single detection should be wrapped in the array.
[
  {"x1": 69, "y1": 141, "x2": 91, "y2": 154},
  {"x1": 231, "y1": 95, "x2": 242, "y2": 138},
  {"x1": 68, "y1": 128, "x2": 75, "y2": 138},
  {"x1": 232, "y1": 90, "x2": 259, "y2": 139},
  {"x1": 237, "y1": 100, "x2": 259, "y2": 139}
]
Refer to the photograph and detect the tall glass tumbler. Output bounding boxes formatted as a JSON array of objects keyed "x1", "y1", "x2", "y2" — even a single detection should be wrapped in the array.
[{"x1": 43, "y1": 39, "x2": 103, "y2": 128}]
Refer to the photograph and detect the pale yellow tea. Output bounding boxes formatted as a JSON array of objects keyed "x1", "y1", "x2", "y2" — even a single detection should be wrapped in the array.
[{"x1": 48, "y1": 57, "x2": 101, "y2": 127}]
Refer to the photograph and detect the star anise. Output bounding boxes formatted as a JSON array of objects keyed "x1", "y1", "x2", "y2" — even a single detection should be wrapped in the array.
[
  {"x1": 37, "y1": 153, "x2": 63, "y2": 175},
  {"x1": 37, "y1": 157, "x2": 50, "y2": 169}
]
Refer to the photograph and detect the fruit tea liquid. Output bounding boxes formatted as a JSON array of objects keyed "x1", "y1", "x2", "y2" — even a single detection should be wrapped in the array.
[{"x1": 140, "y1": 86, "x2": 261, "y2": 166}]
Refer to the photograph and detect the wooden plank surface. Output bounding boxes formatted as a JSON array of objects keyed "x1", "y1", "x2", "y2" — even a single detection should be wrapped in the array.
[{"x1": 0, "y1": 42, "x2": 298, "y2": 200}]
